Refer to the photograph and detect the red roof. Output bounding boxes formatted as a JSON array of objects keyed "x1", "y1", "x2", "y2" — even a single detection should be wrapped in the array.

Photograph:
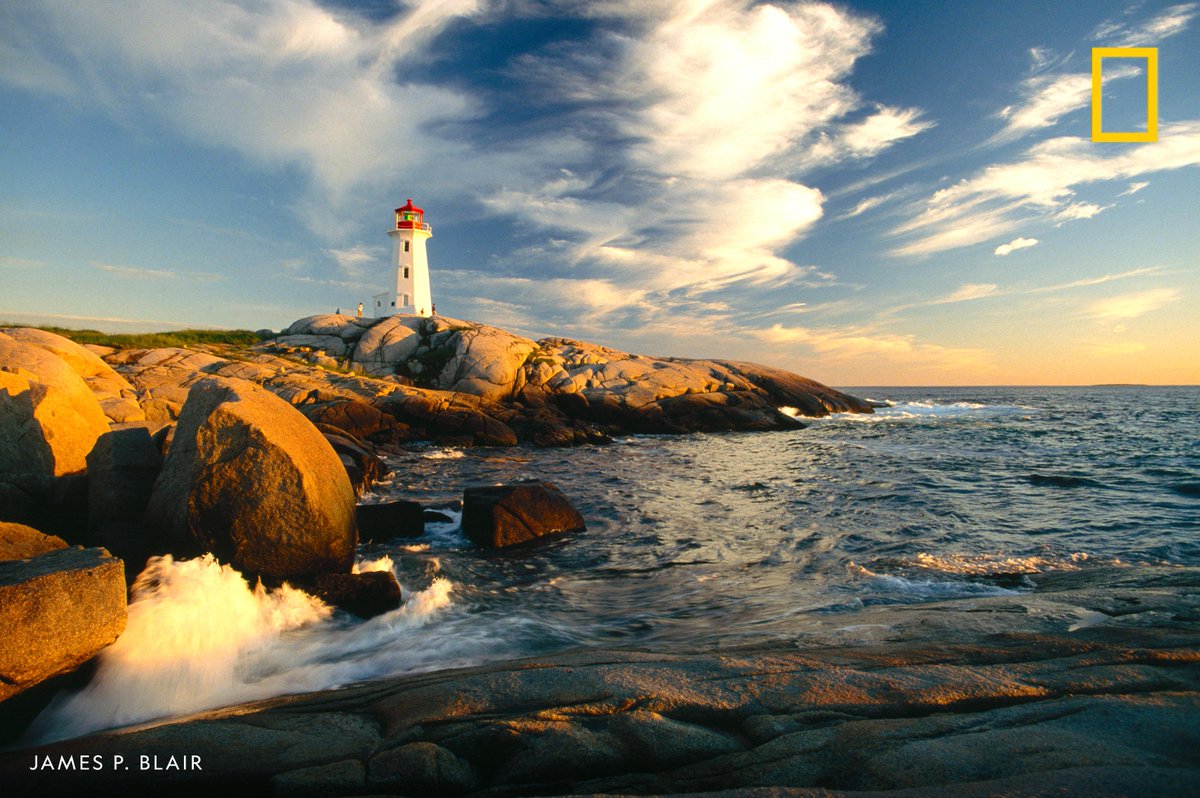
[{"x1": 395, "y1": 198, "x2": 424, "y2": 215}]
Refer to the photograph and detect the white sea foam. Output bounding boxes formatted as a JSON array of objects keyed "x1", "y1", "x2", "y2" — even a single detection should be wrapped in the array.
[
  {"x1": 824, "y1": 400, "x2": 1037, "y2": 423},
  {"x1": 423, "y1": 448, "x2": 465, "y2": 459},
  {"x1": 910, "y1": 551, "x2": 1091, "y2": 576},
  {"x1": 847, "y1": 561, "x2": 1020, "y2": 599},
  {"x1": 27, "y1": 553, "x2": 458, "y2": 745}
]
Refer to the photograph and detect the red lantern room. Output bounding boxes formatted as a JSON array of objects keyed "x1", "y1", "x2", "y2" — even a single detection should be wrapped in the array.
[{"x1": 394, "y1": 199, "x2": 428, "y2": 231}]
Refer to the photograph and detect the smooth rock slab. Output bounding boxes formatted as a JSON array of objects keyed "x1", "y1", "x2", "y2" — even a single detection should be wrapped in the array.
[
  {"x1": 2, "y1": 623, "x2": 1198, "y2": 797},
  {"x1": 461, "y1": 481, "x2": 586, "y2": 547},
  {"x1": 0, "y1": 547, "x2": 126, "y2": 702}
]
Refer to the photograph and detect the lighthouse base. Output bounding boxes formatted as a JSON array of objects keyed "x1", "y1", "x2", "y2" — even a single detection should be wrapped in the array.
[{"x1": 372, "y1": 292, "x2": 429, "y2": 318}]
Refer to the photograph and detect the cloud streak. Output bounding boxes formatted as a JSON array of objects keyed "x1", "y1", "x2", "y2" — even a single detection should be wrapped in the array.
[{"x1": 891, "y1": 121, "x2": 1200, "y2": 256}]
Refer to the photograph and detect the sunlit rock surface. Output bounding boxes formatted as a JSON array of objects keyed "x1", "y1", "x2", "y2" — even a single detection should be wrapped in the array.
[
  {"x1": 0, "y1": 546, "x2": 126, "y2": 702},
  {"x1": 100, "y1": 314, "x2": 871, "y2": 447},
  {"x1": 142, "y1": 376, "x2": 357, "y2": 579}
]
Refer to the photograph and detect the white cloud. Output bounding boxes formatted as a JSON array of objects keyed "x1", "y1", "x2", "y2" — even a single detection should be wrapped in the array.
[
  {"x1": 892, "y1": 121, "x2": 1200, "y2": 256},
  {"x1": 1086, "y1": 288, "x2": 1181, "y2": 320},
  {"x1": 994, "y1": 237, "x2": 1039, "y2": 257},
  {"x1": 326, "y1": 245, "x2": 384, "y2": 279},
  {"x1": 1053, "y1": 202, "x2": 1106, "y2": 224},
  {"x1": 995, "y1": 64, "x2": 1140, "y2": 143},
  {"x1": 839, "y1": 193, "x2": 893, "y2": 220},
  {"x1": 1120, "y1": 181, "x2": 1149, "y2": 196},
  {"x1": 92, "y1": 262, "x2": 225, "y2": 282},
  {"x1": 936, "y1": 283, "x2": 999, "y2": 303},
  {"x1": 1093, "y1": 3, "x2": 1199, "y2": 45},
  {"x1": 479, "y1": 0, "x2": 929, "y2": 305},
  {"x1": 0, "y1": 1, "x2": 485, "y2": 237}
]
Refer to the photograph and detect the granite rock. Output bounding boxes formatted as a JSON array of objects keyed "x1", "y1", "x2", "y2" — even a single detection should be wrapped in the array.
[{"x1": 142, "y1": 376, "x2": 357, "y2": 578}]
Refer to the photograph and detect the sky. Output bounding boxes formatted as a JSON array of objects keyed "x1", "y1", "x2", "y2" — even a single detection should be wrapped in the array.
[{"x1": 1, "y1": 0, "x2": 1197, "y2": 386}]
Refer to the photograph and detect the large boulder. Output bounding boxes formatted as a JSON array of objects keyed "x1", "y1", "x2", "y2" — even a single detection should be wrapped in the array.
[
  {"x1": 462, "y1": 481, "x2": 586, "y2": 548},
  {"x1": 0, "y1": 338, "x2": 110, "y2": 516},
  {"x1": 351, "y1": 316, "x2": 424, "y2": 377},
  {"x1": 1, "y1": 327, "x2": 144, "y2": 423},
  {"x1": 433, "y1": 321, "x2": 538, "y2": 402},
  {"x1": 142, "y1": 376, "x2": 357, "y2": 578},
  {"x1": 0, "y1": 546, "x2": 126, "y2": 701},
  {"x1": 0, "y1": 522, "x2": 67, "y2": 560}
]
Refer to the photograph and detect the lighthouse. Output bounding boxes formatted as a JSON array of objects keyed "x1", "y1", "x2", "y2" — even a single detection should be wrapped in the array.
[{"x1": 373, "y1": 199, "x2": 433, "y2": 318}]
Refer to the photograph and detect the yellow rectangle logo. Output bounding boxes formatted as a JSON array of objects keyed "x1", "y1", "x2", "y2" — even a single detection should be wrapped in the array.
[{"x1": 1092, "y1": 47, "x2": 1158, "y2": 142}]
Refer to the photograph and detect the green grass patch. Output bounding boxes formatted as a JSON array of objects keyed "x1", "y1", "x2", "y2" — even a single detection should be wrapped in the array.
[{"x1": 1, "y1": 324, "x2": 270, "y2": 349}]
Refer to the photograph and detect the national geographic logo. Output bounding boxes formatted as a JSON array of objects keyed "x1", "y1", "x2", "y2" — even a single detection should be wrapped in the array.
[{"x1": 1092, "y1": 47, "x2": 1158, "y2": 142}]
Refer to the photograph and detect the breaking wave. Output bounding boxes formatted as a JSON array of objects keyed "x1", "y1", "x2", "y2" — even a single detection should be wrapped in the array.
[{"x1": 26, "y1": 553, "x2": 455, "y2": 744}]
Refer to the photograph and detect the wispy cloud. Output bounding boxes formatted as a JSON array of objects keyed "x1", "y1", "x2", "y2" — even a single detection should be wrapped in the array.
[
  {"x1": 1026, "y1": 266, "x2": 1168, "y2": 294},
  {"x1": 1092, "y1": 3, "x2": 1199, "y2": 45},
  {"x1": 1086, "y1": 288, "x2": 1181, "y2": 320},
  {"x1": 750, "y1": 322, "x2": 990, "y2": 374},
  {"x1": 994, "y1": 237, "x2": 1039, "y2": 257},
  {"x1": 994, "y1": 64, "x2": 1139, "y2": 143},
  {"x1": 891, "y1": 121, "x2": 1200, "y2": 256},
  {"x1": 0, "y1": 256, "x2": 43, "y2": 269},
  {"x1": 935, "y1": 283, "x2": 1000, "y2": 303},
  {"x1": 0, "y1": 311, "x2": 223, "y2": 330},
  {"x1": 326, "y1": 245, "x2": 383, "y2": 279},
  {"x1": 0, "y1": 1, "x2": 486, "y2": 238},
  {"x1": 1119, "y1": 181, "x2": 1149, "y2": 196},
  {"x1": 838, "y1": 192, "x2": 899, "y2": 220},
  {"x1": 92, "y1": 262, "x2": 224, "y2": 282}
]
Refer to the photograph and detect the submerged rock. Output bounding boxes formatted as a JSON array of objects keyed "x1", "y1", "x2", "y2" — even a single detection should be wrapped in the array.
[
  {"x1": 356, "y1": 500, "x2": 424, "y2": 541},
  {"x1": 142, "y1": 376, "x2": 357, "y2": 579},
  {"x1": 0, "y1": 546, "x2": 126, "y2": 702},
  {"x1": 292, "y1": 571, "x2": 402, "y2": 618},
  {"x1": 462, "y1": 481, "x2": 586, "y2": 547}
]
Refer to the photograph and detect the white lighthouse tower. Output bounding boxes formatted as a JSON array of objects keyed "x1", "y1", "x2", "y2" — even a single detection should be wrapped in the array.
[{"x1": 373, "y1": 199, "x2": 433, "y2": 318}]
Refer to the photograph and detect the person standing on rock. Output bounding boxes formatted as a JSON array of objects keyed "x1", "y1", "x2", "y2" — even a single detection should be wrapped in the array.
[{"x1": 356, "y1": 302, "x2": 363, "y2": 318}]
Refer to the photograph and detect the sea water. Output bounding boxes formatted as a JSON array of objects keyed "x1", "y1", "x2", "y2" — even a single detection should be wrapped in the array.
[{"x1": 27, "y1": 386, "x2": 1200, "y2": 743}]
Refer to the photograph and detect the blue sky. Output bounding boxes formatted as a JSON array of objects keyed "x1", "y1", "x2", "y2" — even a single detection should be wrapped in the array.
[{"x1": 1, "y1": 0, "x2": 1197, "y2": 385}]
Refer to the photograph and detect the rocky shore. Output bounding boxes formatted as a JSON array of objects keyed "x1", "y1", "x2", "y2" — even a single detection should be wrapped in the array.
[
  {"x1": 0, "y1": 315, "x2": 869, "y2": 733},
  {"x1": 5, "y1": 317, "x2": 1195, "y2": 795},
  {"x1": 2, "y1": 566, "x2": 1197, "y2": 797}
]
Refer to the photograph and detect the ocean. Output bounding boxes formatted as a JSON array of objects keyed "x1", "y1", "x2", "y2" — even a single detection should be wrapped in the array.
[{"x1": 26, "y1": 385, "x2": 1200, "y2": 743}]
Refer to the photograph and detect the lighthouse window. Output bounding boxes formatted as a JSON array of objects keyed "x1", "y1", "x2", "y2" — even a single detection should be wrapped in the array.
[
  {"x1": 403, "y1": 241, "x2": 410, "y2": 252},
  {"x1": 403, "y1": 267, "x2": 409, "y2": 278}
]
